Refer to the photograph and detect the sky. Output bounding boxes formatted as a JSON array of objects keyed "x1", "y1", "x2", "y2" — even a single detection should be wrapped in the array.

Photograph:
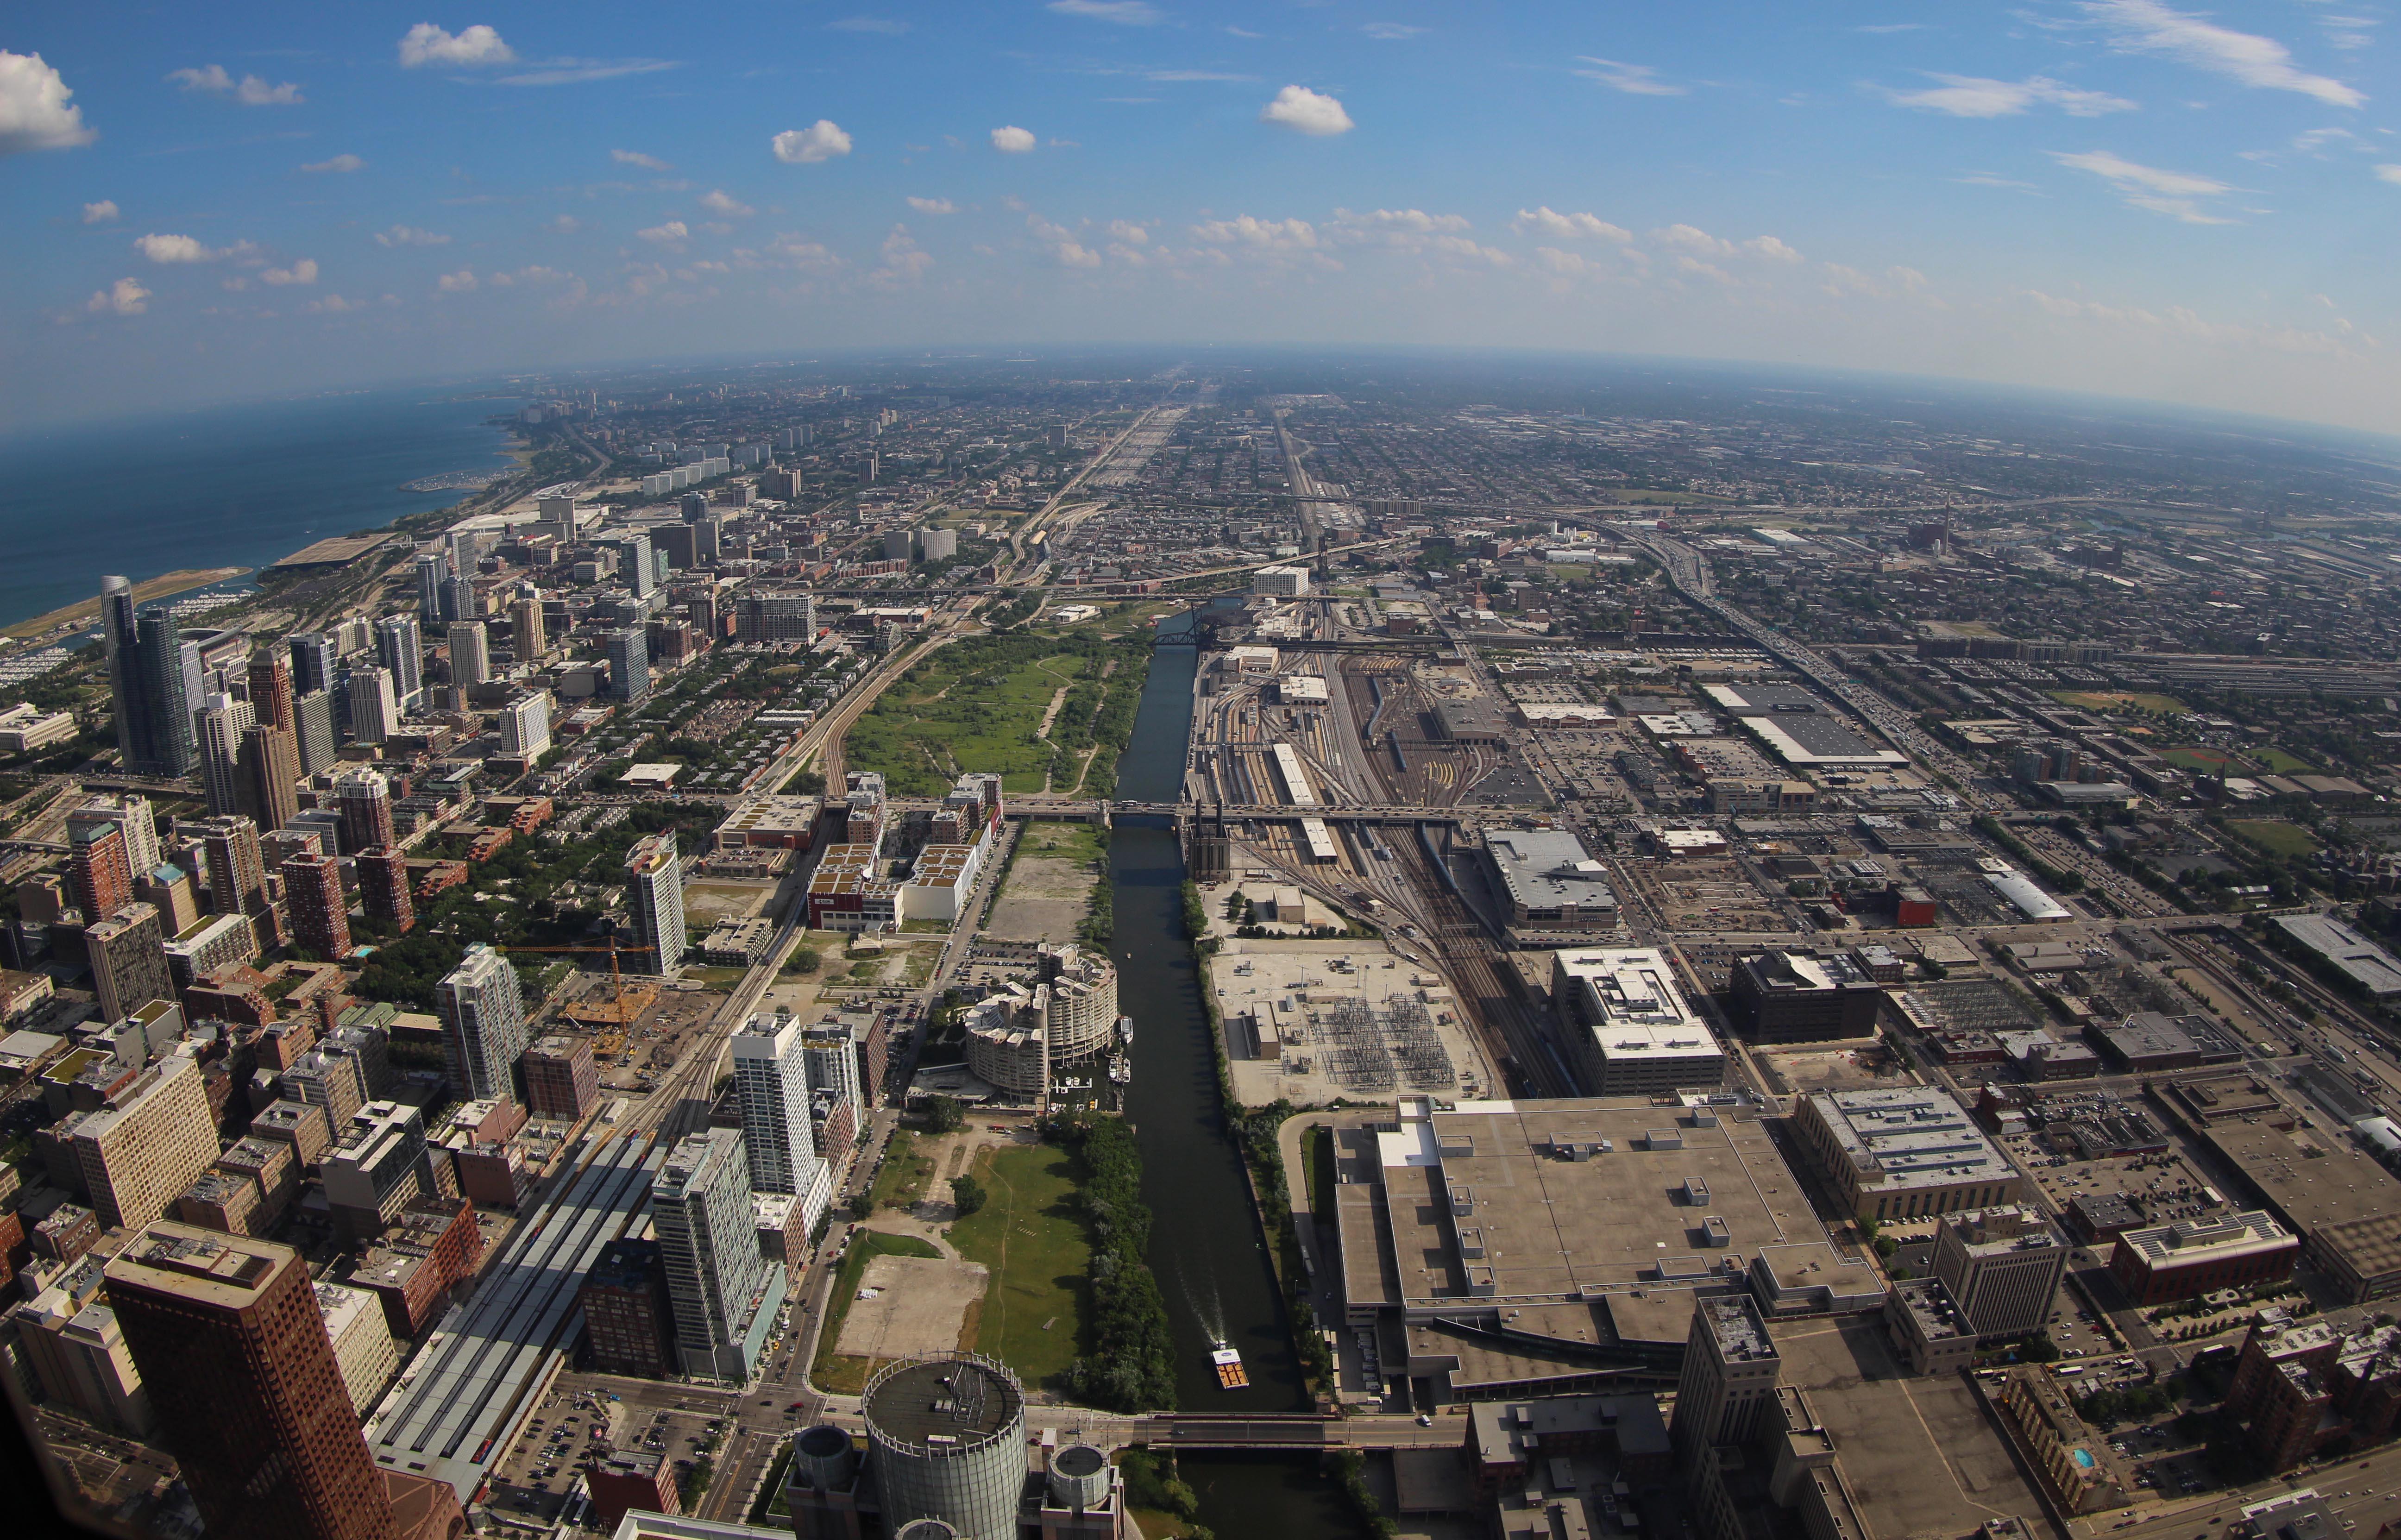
[{"x1": 6, "y1": 1, "x2": 2401, "y2": 434}]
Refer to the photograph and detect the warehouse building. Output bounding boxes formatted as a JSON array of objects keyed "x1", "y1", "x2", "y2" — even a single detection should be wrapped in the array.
[
  {"x1": 1728, "y1": 951, "x2": 1884, "y2": 1042},
  {"x1": 1792, "y1": 1086, "x2": 2022, "y2": 1223},
  {"x1": 1552, "y1": 949, "x2": 1723, "y2": 1096}
]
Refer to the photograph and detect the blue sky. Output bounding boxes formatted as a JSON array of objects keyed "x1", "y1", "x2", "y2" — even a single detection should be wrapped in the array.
[{"x1": 6, "y1": 2, "x2": 2400, "y2": 432}]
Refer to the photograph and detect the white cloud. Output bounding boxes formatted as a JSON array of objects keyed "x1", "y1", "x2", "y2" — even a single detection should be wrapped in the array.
[
  {"x1": 302, "y1": 153, "x2": 365, "y2": 174},
  {"x1": 638, "y1": 220, "x2": 690, "y2": 244},
  {"x1": 308, "y1": 294, "x2": 364, "y2": 313},
  {"x1": 260, "y1": 258, "x2": 317, "y2": 285},
  {"x1": 1107, "y1": 219, "x2": 1148, "y2": 243},
  {"x1": 87, "y1": 277, "x2": 149, "y2": 314},
  {"x1": 1746, "y1": 235, "x2": 1803, "y2": 263},
  {"x1": 436, "y1": 268, "x2": 478, "y2": 292},
  {"x1": 169, "y1": 64, "x2": 304, "y2": 105},
  {"x1": 1512, "y1": 206, "x2": 1631, "y2": 241},
  {"x1": 1335, "y1": 207, "x2": 1470, "y2": 234},
  {"x1": 1573, "y1": 57, "x2": 1686, "y2": 96},
  {"x1": 1191, "y1": 214, "x2": 1319, "y2": 250},
  {"x1": 547, "y1": 214, "x2": 583, "y2": 233},
  {"x1": 1048, "y1": 0, "x2": 1164, "y2": 23},
  {"x1": 830, "y1": 16, "x2": 911, "y2": 34},
  {"x1": 2085, "y1": 0, "x2": 2363, "y2": 109},
  {"x1": 375, "y1": 225, "x2": 451, "y2": 247},
  {"x1": 991, "y1": 125, "x2": 1037, "y2": 153},
  {"x1": 398, "y1": 24, "x2": 516, "y2": 69},
  {"x1": 612, "y1": 148, "x2": 672, "y2": 170},
  {"x1": 1056, "y1": 240, "x2": 1102, "y2": 267},
  {"x1": 1259, "y1": 84, "x2": 1352, "y2": 135},
  {"x1": 1652, "y1": 224, "x2": 1732, "y2": 256},
  {"x1": 1885, "y1": 74, "x2": 2136, "y2": 118},
  {"x1": 82, "y1": 199, "x2": 118, "y2": 224},
  {"x1": 907, "y1": 196, "x2": 957, "y2": 214},
  {"x1": 0, "y1": 51, "x2": 98, "y2": 155},
  {"x1": 698, "y1": 189, "x2": 754, "y2": 217},
  {"x1": 2051, "y1": 148, "x2": 2238, "y2": 222},
  {"x1": 772, "y1": 120, "x2": 852, "y2": 163},
  {"x1": 2376, "y1": 164, "x2": 2401, "y2": 184},
  {"x1": 493, "y1": 59, "x2": 678, "y2": 87},
  {"x1": 1646, "y1": 224, "x2": 1802, "y2": 263},
  {"x1": 880, "y1": 225, "x2": 933, "y2": 280},
  {"x1": 767, "y1": 232, "x2": 842, "y2": 272},
  {"x1": 1364, "y1": 23, "x2": 1424, "y2": 40},
  {"x1": 135, "y1": 233, "x2": 214, "y2": 263}
]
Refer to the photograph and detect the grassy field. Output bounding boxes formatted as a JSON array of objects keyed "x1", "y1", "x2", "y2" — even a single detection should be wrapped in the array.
[
  {"x1": 1016, "y1": 819, "x2": 1106, "y2": 866},
  {"x1": 869, "y1": 1131, "x2": 936, "y2": 1211},
  {"x1": 1301, "y1": 1124, "x2": 1336, "y2": 1222},
  {"x1": 2046, "y1": 690, "x2": 2190, "y2": 716},
  {"x1": 2225, "y1": 819, "x2": 2321, "y2": 858},
  {"x1": 2161, "y1": 745, "x2": 2247, "y2": 773},
  {"x1": 2251, "y1": 747, "x2": 2315, "y2": 774},
  {"x1": 949, "y1": 1144, "x2": 1093, "y2": 1391},
  {"x1": 847, "y1": 629, "x2": 1152, "y2": 796},
  {"x1": 810, "y1": 1231, "x2": 943, "y2": 1395}
]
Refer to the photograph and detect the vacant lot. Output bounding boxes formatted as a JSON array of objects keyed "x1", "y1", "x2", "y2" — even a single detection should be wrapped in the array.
[
  {"x1": 2046, "y1": 689, "x2": 2188, "y2": 716},
  {"x1": 988, "y1": 822, "x2": 1104, "y2": 944},
  {"x1": 835, "y1": 1252, "x2": 987, "y2": 1361},
  {"x1": 950, "y1": 1143, "x2": 1093, "y2": 1391},
  {"x1": 811, "y1": 1231, "x2": 943, "y2": 1395},
  {"x1": 848, "y1": 630, "x2": 1152, "y2": 796}
]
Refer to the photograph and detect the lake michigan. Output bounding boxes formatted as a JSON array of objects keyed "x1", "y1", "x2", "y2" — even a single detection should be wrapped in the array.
[{"x1": 0, "y1": 385, "x2": 524, "y2": 629}]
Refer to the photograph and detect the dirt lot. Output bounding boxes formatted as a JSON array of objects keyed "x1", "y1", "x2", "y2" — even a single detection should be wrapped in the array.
[
  {"x1": 985, "y1": 824, "x2": 1100, "y2": 945},
  {"x1": 836, "y1": 1252, "x2": 987, "y2": 1359},
  {"x1": 682, "y1": 879, "x2": 778, "y2": 924}
]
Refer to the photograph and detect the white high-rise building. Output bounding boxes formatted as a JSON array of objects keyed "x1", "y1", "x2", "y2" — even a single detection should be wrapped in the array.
[
  {"x1": 434, "y1": 943, "x2": 528, "y2": 1106},
  {"x1": 653, "y1": 1128, "x2": 782, "y2": 1381},
  {"x1": 623, "y1": 832, "x2": 685, "y2": 974},
  {"x1": 498, "y1": 691, "x2": 551, "y2": 757},
  {"x1": 347, "y1": 665, "x2": 398, "y2": 745},
  {"x1": 374, "y1": 615, "x2": 422, "y2": 709},
  {"x1": 732, "y1": 1013, "x2": 826, "y2": 1200}
]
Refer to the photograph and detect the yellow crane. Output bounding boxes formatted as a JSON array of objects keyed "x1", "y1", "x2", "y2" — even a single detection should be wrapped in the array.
[{"x1": 501, "y1": 938, "x2": 661, "y2": 1030}]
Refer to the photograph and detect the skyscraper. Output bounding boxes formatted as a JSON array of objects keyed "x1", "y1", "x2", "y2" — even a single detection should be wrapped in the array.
[
  {"x1": 617, "y1": 533, "x2": 655, "y2": 599},
  {"x1": 194, "y1": 813, "x2": 267, "y2": 924},
  {"x1": 435, "y1": 943, "x2": 527, "y2": 1105},
  {"x1": 294, "y1": 689, "x2": 338, "y2": 773},
  {"x1": 335, "y1": 769, "x2": 396, "y2": 854},
  {"x1": 374, "y1": 616, "x2": 422, "y2": 710},
  {"x1": 415, "y1": 550, "x2": 450, "y2": 628},
  {"x1": 347, "y1": 664, "x2": 398, "y2": 745},
  {"x1": 623, "y1": 832, "x2": 684, "y2": 974},
  {"x1": 195, "y1": 692, "x2": 258, "y2": 818},
  {"x1": 288, "y1": 632, "x2": 335, "y2": 698},
  {"x1": 104, "y1": 1222, "x2": 402, "y2": 1540},
  {"x1": 245, "y1": 723, "x2": 302, "y2": 833},
  {"x1": 357, "y1": 848, "x2": 414, "y2": 934},
  {"x1": 283, "y1": 853, "x2": 351, "y2": 961},
  {"x1": 73, "y1": 1052, "x2": 218, "y2": 1231},
  {"x1": 448, "y1": 620, "x2": 490, "y2": 687},
  {"x1": 114, "y1": 605, "x2": 201, "y2": 777},
  {"x1": 603, "y1": 627, "x2": 650, "y2": 703},
  {"x1": 1930, "y1": 1207, "x2": 2068, "y2": 1343},
  {"x1": 1671, "y1": 1294, "x2": 1782, "y2": 1473},
  {"x1": 732, "y1": 1014, "x2": 825, "y2": 1198},
  {"x1": 498, "y1": 691, "x2": 551, "y2": 757},
  {"x1": 101, "y1": 575, "x2": 140, "y2": 765},
  {"x1": 247, "y1": 650, "x2": 296, "y2": 735},
  {"x1": 87, "y1": 903, "x2": 172, "y2": 1023},
  {"x1": 66, "y1": 817, "x2": 134, "y2": 921},
  {"x1": 70, "y1": 793, "x2": 160, "y2": 882},
  {"x1": 652, "y1": 1128, "x2": 778, "y2": 1381},
  {"x1": 509, "y1": 591, "x2": 547, "y2": 661}
]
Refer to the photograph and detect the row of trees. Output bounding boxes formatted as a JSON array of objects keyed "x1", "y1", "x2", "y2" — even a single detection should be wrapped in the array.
[{"x1": 1054, "y1": 1114, "x2": 1178, "y2": 1413}]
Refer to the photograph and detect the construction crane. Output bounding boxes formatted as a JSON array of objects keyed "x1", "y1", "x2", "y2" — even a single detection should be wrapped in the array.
[{"x1": 500, "y1": 937, "x2": 661, "y2": 1031}]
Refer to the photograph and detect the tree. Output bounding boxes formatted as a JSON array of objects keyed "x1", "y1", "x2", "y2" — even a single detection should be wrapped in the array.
[
  {"x1": 785, "y1": 947, "x2": 822, "y2": 975},
  {"x1": 924, "y1": 1096, "x2": 964, "y2": 1135},
  {"x1": 950, "y1": 1175, "x2": 987, "y2": 1217}
]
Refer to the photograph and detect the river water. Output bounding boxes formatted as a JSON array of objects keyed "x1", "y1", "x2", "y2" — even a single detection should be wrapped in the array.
[{"x1": 1111, "y1": 610, "x2": 1366, "y2": 1536}]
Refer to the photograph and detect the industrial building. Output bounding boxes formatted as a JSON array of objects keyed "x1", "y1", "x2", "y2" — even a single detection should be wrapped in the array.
[
  {"x1": 1550, "y1": 949, "x2": 1723, "y2": 1096},
  {"x1": 1483, "y1": 830, "x2": 1617, "y2": 929},
  {"x1": 1929, "y1": 1207, "x2": 2067, "y2": 1341},
  {"x1": 2085, "y1": 1011, "x2": 2244, "y2": 1071},
  {"x1": 2271, "y1": 914, "x2": 2401, "y2": 997},
  {"x1": 1728, "y1": 951, "x2": 1884, "y2": 1042},
  {"x1": 1792, "y1": 1086, "x2": 2021, "y2": 1223},
  {"x1": 784, "y1": 1352, "x2": 1128, "y2": 1540},
  {"x1": 2108, "y1": 1211, "x2": 2300, "y2": 1305}
]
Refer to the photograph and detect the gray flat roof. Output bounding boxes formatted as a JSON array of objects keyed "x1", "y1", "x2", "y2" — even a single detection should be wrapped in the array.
[
  {"x1": 2272, "y1": 915, "x2": 2401, "y2": 997},
  {"x1": 1486, "y1": 830, "x2": 1616, "y2": 912}
]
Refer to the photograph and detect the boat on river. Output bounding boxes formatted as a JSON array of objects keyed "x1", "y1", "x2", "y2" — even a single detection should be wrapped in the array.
[{"x1": 1209, "y1": 1339, "x2": 1248, "y2": 1390}]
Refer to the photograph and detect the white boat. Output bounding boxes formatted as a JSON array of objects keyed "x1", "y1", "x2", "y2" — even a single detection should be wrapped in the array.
[
  {"x1": 1209, "y1": 1340, "x2": 1248, "y2": 1390},
  {"x1": 1117, "y1": 1015, "x2": 1135, "y2": 1044}
]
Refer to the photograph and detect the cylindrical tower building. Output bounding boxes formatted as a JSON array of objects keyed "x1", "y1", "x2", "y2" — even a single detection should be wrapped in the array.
[
  {"x1": 1047, "y1": 1444, "x2": 1109, "y2": 1510},
  {"x1": 861, "y1": 1353, "x2": 1027, "y2": 1540}
]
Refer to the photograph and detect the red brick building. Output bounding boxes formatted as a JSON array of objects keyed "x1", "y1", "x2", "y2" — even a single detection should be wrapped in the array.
[
  {"x1": 351, "y1": 1194, "x2": 482, "y2": 1339},
  {"x1": 2224, "y1": 1313, "x2": 2401, "y2": 1472},
  {"x1": 2108, "y1": 1211, "x2": 2298, "y2": 1306},
  {"x1": 357, "y1": 848, "x2": 415, "y2": 933}
]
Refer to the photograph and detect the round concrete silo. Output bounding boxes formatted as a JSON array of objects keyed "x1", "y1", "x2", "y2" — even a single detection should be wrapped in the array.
[
  {"x1": 862, "y1": 1353, "x2": 1027, "y2": 1540},
  {"x1": 791, "y1": 1423, "x2": 859, "y2": 1493},
  {"x1": 1046, "y1": 1443, "x2": 1110, "y2": 1510}
]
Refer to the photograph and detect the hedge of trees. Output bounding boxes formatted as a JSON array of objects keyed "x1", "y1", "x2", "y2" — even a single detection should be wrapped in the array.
[{"x1": 1056, "y1": 1115, "x2": 1178, "y2": 1412}]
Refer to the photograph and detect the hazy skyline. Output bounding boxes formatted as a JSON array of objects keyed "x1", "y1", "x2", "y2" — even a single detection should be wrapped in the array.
[{"x1": 6, "y1": 1, "x2": 2400, "y2": 433}]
